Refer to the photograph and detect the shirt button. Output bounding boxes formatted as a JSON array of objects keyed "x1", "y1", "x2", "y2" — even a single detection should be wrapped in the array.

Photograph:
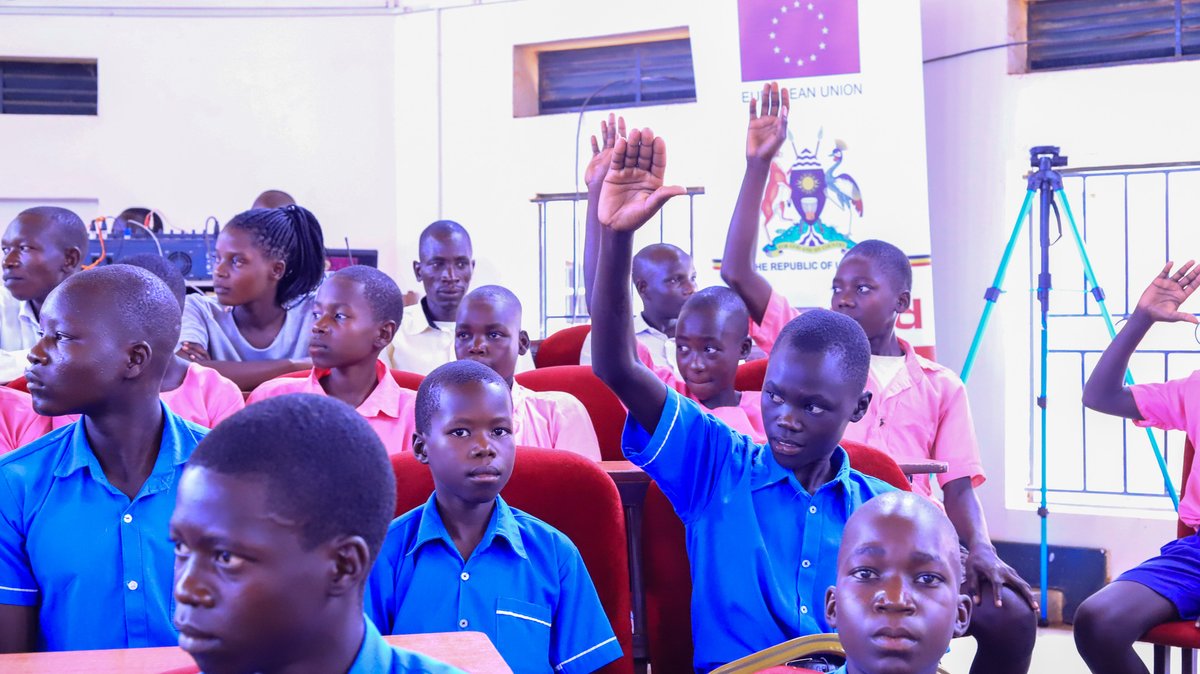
[
  {"x1": 122, "y1": 514, "x2": 133, "y2": 524},
  {"x1": 460, "y1": 572, "x2": 470, "y2": 582},
  {"x1": 127, "y1": 580, "x2": 139, "y2": 591},
  {"x1": 802, "y1": 560, "x2": 811, "y2": 568},
  {"x1": 458, "y1": 619, "x2": 468, "y2": 629},
  {"x1": 800, "y1": 605, "x2": 809, "y2": 614},
  {"x1": 808, "y1": 505, "x2": 818, "y2": 515}
]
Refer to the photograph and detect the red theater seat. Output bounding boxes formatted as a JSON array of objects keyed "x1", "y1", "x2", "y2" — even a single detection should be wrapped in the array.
[
  {"x1": 5, "y1": 376, "x2": 28, "y2": 392},
  {"x1": 515, "y1": 365, "x2": 627, "y2": 461},
  {"x1": 391, "y1": 448, "x2": 634, "y2": 674},
  {"x1": 641, "y1": 441, "x2": 910, "y2": 673},
  {"x1": 734, "y1": 358, "x2": 767, "y2": 392},
  {"x1": 1137, "y1": 439, "x2": 1200, "y2": 674},
  {"x1": 535, "y1": 324, "x2": 592, "y2": 368}
]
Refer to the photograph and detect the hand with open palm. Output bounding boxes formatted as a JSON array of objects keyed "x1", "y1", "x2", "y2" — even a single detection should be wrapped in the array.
[
  {"x1": 597, "y1": 128, "x2": 686, "y2": 233},
  {"x1": 1134, "y1": 260, "x2": 1200, "y2": 324},
  {"x1": 746, "y1": 81, "x2": 789, "y2": 163},
  {"x1": 585, "y1": 113, "x2": 625, "y2": 191}
]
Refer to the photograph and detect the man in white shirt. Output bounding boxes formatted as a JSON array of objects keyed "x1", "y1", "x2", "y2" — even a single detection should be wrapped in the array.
[
  {"x1": 0, "y1": 207, "x2": 88, "y2": 382},
  {"x1": 386, "y1": 220, "x2": 534, "y2": 375}
]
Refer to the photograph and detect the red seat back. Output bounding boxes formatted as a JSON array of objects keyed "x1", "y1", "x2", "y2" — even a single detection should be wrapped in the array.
[
  {"x1": 515, "y1": 365, "x2": 626, "y2": 461},
  {"x1": 535, "y1": 324, "x2": 592, "y2": 369},
  {"x1": 6, "y1": 376, "x2": 28, "y2": 392},
  {"x1": 391, "y1": 448, "x2": 633, "y2": 674},
  {"x1": 734, "y1": 359, "x2": 767, "y2": 392},
  {"x1": 841, "y1": 440, "x2": 912, "y2": 492}
]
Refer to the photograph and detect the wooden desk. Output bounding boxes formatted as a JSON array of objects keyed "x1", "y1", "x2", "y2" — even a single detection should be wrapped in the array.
[{"x1": 0, "y1": 631, "x2": 511, "y2": 674}]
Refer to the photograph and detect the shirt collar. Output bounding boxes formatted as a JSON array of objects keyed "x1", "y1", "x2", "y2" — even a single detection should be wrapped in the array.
[
  {"x1": 54, "y1": 402, "x2": 193, "y2": 496},
  {"x1": 408, "y1": 493, "x2": 528, "y2": 560},
  {"x1": 347, "y1": 616, "x2": 394, "y2": 674},
  {"x1": 16, "y1": 300, "x2": 37, "y2": 328},
  {"x1": 632, "y1": 313, "x2": 668, "y2": 340},
  {"x1": 311, "y1": 361, "x2": 402, "y2": 419},
  {"x1": 509, "y1": 381, "x2": 530, "y2": 408},
  {"x1": 750, "y1": 444, "x2": 852, "y2": 496}
]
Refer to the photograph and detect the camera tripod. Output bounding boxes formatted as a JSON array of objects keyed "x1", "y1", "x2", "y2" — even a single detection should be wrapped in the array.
[{"x1": 960, "y1": 146, "x2": 1178, "y2": 623}]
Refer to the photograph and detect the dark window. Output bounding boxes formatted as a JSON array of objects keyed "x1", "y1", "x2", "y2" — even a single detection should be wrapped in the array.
[
  {"x1": 1, "y1": 60, "x2": 98, "y2": 116},
  {"x1": 1027, "y1": 0, "x2": 1200, "y2": 71},
  {"x1": 537, "y1": 38, "x2": 696, "y2": 114}
]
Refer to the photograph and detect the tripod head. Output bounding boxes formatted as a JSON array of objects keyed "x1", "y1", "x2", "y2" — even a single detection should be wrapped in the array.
[{"x1": 1030, "y1": 146, "x2": 1068, "y2": 169}]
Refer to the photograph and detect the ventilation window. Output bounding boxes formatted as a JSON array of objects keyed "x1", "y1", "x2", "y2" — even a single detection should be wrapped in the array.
[
  {"x1": 514, "y1": 30, "x2": 696, "y2": 117},
  {"x1": 1, "y1": 60, "x2": 98, "y2": 116},
  {"x1": 1026, "y1": 0, "x2": 1200, "y2": 71}
]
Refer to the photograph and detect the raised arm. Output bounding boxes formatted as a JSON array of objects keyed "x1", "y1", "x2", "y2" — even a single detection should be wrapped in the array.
[
  {"x1": 583, "y1": 114, "x2": 624, "y2": 314},
  {"x1": 590, "y1": 128, "x2": 685, "y2": 432},
  {"x1": 720, "y1": 82, "x2": 789, "y2": 323},
  {"x1": 1082, "y1": 261, "x2": 1199, "y2": 418}
]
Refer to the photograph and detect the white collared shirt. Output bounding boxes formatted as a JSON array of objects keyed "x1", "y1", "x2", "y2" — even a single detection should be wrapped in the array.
[
  {"x1": 0, "y1": 291, "x2": 38, "y2": 383},
  {"x1": 384, "y1": 298, "x2": 535, "y2": 376},
  {"x1": 579, "y1": 312, "x2": 681, "y2": 378}
]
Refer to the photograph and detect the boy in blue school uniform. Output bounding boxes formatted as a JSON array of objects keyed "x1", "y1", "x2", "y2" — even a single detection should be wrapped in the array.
[
  {"x1": 171, "y1": 394, "x2": 462, "y2": 674},
  {"x1": 365, "y1": 359, "x2": 622, "y2": 674},
  {"x1": 589, "y1": 127, "x2": 896, "y2": 672},
  {"x1": 0, "y1": 265, "x2": 208, "y2": 652}
]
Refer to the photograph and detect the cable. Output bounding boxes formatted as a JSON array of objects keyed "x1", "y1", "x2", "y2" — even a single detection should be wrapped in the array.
[
  {"x1": 82, "y1": 217, "x2": 107, "y2": 270},
  {"x1": 923, "y1": 40, "x2": 1034, "y2": 65},
  {"x1": 126, "y1": 212, "x2": 165, "y2": 257}
]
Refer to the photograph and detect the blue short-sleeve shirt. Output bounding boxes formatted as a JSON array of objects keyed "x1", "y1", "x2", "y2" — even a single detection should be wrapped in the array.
[
  {"x1": 0, "y1": 405, "x2": 207, "y2": 651},
  {"x1": 623, "y1": 387, "x2": 896, "y2": 673},
  {"x1": 365, "y1": 494, "x2": 622, "y2": 674}
]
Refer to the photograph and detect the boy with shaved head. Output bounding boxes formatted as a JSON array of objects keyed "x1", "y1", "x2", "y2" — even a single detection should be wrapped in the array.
[
  {"x1": 0, "y1": 206, "x2": 88, "y2": 382},
  {"x1": 0, "y1": 265, "x2": 209, "y2": 651},
  {"x1": 455, "y1": 285, "x2": 601, "y2": 460},
  {"x1": 824, "y1": 491, "x2": 972, "y2": 674}
]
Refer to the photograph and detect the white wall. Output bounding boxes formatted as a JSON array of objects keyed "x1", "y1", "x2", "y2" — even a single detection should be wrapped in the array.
[
  {"x1": 920, "y1": 0, "x2": 1199, "y2": 576},
  {"x1": 0, "y1": 13, "x2": 402, "y2": 274}
]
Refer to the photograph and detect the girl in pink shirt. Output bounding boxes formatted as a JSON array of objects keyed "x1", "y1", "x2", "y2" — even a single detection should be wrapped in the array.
[
  {"x1": 454, "y1": 286, "x2": 602, "y2": 461},
  {"x1": 1077, "y1": 261, "x2": 1200, "y2": 674}
]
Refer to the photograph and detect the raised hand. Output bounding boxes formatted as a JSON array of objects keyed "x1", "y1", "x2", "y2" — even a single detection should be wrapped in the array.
[
  {"x1": 746, "y1": 81, "x2": 790, "y2": 163},
  {"x1": 597, "y1": 127, "x2": 686, "y2": 233},
  {"x1": 585, "y1": 113, "x2": 626, "y2": 191},
  {"x1": 1134, "y1": 260, "x2": 1199, "y2": 324}
]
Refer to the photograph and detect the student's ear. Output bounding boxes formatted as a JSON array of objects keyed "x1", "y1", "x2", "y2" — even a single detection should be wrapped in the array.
[
  {"x1": 824, "y1": 585, "x2": 838, "y2": 629},
  {"x1": 412, "y1": 260, "x2": 423, "y2": 283},
  {"x1": 953, "y1": 591, "x2": 973, "y2": 638},
  {"x1": 62, "y1": 247, "x2": 82, "y2": 272},
  {"x1": 375, "y1": 320, "x2": 398, "y2": 349},
  {"x1": 739, "y1": 337, "x2": 752, "y2": 361},
  {"x1": 412, "y1": 433, "x2": 430, "y2": 464},
  {"x1": 125, "y1": 341, "x2": 152, "y2": 379},
  {"x1": 634, "y1": 278, "x2": 648, "y2": 298},
  {"x1": 325, "y1": 535, "x2": 372, "y2": 597},
  {"x1": 517, "y1": 330, "x2": 530, "y2": 356},
  {"x1": 895, "y1": 289, "x2": 912, "y2": 315},
  {"x1": 270, "y1": 259, "x2": 286, "y2": 282},
  {"x1": 848, "y1": 391, "x2": 872, "y2": 423}
]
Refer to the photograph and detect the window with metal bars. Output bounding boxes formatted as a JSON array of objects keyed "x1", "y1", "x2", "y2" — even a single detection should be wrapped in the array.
[
  {"x1": 1027, "y1": 0, "x2": 1200, "y2": 71},
  {"x1": 0, "y1": 60, "x2": 98, "y2": 116},
  {"x1": 536, "y1": 38, "x2": 696, "y2": 115}
]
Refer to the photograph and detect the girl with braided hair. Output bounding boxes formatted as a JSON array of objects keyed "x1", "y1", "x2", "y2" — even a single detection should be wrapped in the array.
[{"x1": 178, "y1": 205, "x2": 325, "y2": 390}]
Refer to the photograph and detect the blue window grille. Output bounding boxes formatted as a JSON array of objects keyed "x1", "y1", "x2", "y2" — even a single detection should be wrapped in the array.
[
  {"x1": 1028, "y1": 0, "x2": 1200, "y2": 71},
  {"x1": 0, "y1": 60, "x2": 98, "y2": 116},
  {"x1": 1034, "y1": 163, "x2": 1200, "y2": 510},
  {"x1": 537, "y1": 38, "x2": 697, "y2": 115}
]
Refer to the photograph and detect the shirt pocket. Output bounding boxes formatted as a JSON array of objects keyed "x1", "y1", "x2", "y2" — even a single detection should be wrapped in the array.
[{"x1": 495, "y1": 597, "x2": 552, "y2": 671}]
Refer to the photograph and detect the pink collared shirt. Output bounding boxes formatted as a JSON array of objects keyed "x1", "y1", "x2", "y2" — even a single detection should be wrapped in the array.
[
  {"x1": 1131, "y1": 370, "x2": 1200, "y2": 530},
  {"x1": 51, "y1": 361, "x2": 245, "y2": 431},
  {"x1": 247, "y1": 360, "x2": 417, "y2": 455},
  {"x1": 653, "y1": 365, "x2": 768, "y2": 444},
  {"x1": 510, "y1": 382, "x2": 602, "y2": 461},
  {"x1": 0, "y1": 386, "x2": 50, "y2": 454},
  {"x1": 841, "y1": 337, "x2": 985, "y2": 499}
]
